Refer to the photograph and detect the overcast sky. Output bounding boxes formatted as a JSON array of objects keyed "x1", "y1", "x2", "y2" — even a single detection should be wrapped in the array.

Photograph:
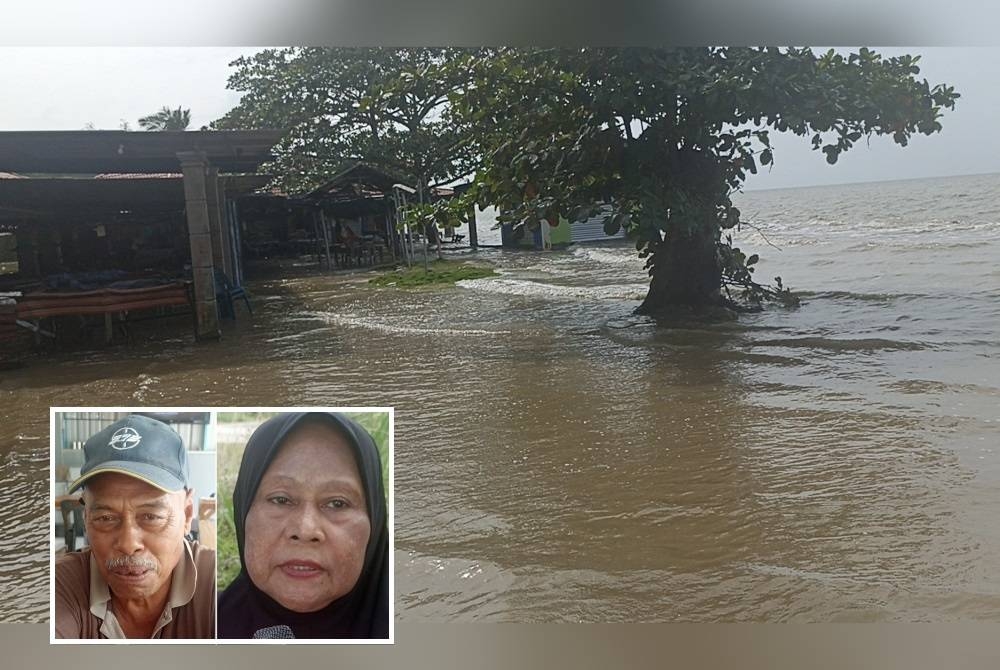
[
  {"x1": 0, "y1": 47, "x2": 996, "y2": 190},
  {"x1": 746, "y1": 48, "x2": 1000, "y2": 190}
]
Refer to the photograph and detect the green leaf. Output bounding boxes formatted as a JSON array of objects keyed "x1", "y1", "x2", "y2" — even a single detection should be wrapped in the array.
[
  {"x1": 603, "y1": 215, "x2": 621, "y2": 236},
  {"x1": 217, "y1": 47, "x2": 959, "y2": 309}
]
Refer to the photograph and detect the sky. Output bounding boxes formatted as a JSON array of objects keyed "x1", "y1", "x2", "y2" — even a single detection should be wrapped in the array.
[
  {"x1": 744, "y1": 48, "x2": 1000, "y2": 190},
  {"x1": 0, "y1": 48, "x2": 249, "y2": 133},
  {"x1": 0, "y1": 47, "x2": 997, "y2": 190}
]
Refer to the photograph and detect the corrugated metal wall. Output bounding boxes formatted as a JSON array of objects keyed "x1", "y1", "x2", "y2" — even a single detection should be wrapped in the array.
[{"x1": 569, "y1": 209, "x2": 627, "y2": 243}]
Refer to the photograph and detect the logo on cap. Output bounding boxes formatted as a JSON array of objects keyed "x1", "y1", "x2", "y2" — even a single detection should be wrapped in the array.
[{"x1": 109, "y1": 427, "x2": 142, "y2": 450}]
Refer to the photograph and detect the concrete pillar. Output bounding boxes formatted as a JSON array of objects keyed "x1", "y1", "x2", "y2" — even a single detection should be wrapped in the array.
[
  {"x1": 177, "y1": 151, "x2": 220, "y2": 341},
  {"x1": 540, "y1": 219, "x2": 552, "y2": 250},
  {"x1": 205, "y1": 166, "x2": 229, "y2": 278}
]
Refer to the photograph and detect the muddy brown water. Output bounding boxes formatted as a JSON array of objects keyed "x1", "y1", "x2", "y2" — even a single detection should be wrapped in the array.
[{"x1": 2, "y1": 173, "x2": 999, "y2": 622}]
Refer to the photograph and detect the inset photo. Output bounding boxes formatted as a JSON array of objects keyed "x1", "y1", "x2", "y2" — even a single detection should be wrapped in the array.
[
  {"x1": 50, "y1": 410, "x2": 217, "y2": 642},
  {"x1": 216, "y1": 409, "x2": 393, "y2": 642}
]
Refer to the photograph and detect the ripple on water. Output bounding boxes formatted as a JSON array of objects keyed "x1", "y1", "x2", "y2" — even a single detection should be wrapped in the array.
[
  {"x1": 0, "y1": 442, "x2": 51, "y2": 622},
  {"x1": 318, "y1": 312, "x2": 513, "y2": 337},
  {"x1": 457, "y1": 277, "x2": 648, "y2": 301}
]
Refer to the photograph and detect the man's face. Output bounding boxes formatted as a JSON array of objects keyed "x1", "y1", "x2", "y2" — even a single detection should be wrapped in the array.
[{"x1": 82, "y1": 472, "x2": 192, "y2": 602}]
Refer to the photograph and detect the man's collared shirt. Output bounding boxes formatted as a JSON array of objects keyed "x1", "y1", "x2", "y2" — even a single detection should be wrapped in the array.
[
  {"x1": 88, "y1": 539, "x2": 198, "y2": 639},
  {"x1": 54, "y1": 539, "x2": 216, "y2": 639}
]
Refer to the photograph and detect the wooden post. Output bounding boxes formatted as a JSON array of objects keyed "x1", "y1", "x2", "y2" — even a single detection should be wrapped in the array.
[
  {"x1": 177, "y1": 151, "x2": 220, "y2": 341},
  {"x1": 467, "y1": 205, "x2": 479, "y2": 249},
  {"x1": 310, "y1": 211, "x2": 322, "y2": 267},
  {"x1": 384, "y1": 211, "x2": 396, "y2": 262},
  {"x1": 418, "y1": 178, "x2": 428, "y2": 271},
  {"x1": 205, "y1": 166, "x2": 229, "y2": 279},
  {"x1": 395, "y1": 189, "x2": 412, "y2": 267},
  {"x1": 226, "y1": 200, "x2": 244, "y2": 287},
  {"x1": 320, "y1": 209, "x2": 333, "y2": 270},
  {"x1": 217, "y1": 182, "x2": 234, "y2": 280},
  {"x1": 225, "y1": 200, "x2": 241, "y2": 287}
]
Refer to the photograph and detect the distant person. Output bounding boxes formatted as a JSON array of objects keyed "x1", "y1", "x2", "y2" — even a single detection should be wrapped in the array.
[
  {"x1": 218, "y1": 412, "x2": 389, "y2": 639},
  {"x1": 53, "y1": 415, "x2": 215, "y2": 639}
]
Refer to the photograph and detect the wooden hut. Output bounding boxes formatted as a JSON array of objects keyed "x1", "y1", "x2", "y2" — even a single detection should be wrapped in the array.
[{"x1": 0, "y1": 130, "x2": 280, "y2": 349}]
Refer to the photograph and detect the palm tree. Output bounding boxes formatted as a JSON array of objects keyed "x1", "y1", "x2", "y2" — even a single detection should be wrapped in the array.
[{"x1": 137, "y1": 106, "x2": 192, "y2": 131}]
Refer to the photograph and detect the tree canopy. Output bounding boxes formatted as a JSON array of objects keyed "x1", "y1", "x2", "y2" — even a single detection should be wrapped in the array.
[
  {"x1": 215, "y1": 47, "x2": 958, "y2": 314},
  {"x1": 138, "y1": 106, "x2": 192, "y2": 131},
  {"x1": 438, "y1": 47, "x2": 959, "y2": 313},
  {"x1": 213, "y1": 47, "x2": 478, "y2": 193}
]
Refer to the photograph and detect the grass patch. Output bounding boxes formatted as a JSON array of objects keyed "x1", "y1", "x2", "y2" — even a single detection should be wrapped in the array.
[{"x1": 368, "y1": 260, "x2": 496, "y2": 288}]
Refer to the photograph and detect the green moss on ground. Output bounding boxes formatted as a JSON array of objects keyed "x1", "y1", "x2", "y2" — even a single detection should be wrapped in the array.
[{"x1": 368, "y1": 260, "x2": 496, "y2": 288}]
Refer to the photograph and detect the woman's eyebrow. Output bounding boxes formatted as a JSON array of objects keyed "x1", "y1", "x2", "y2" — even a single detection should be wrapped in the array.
[
  {"x1": 263, "y1": 473, "x2": 360, "y2": 485},
  {"x1": 260, "y1": 474, "x2": 364, "y2": 494}
]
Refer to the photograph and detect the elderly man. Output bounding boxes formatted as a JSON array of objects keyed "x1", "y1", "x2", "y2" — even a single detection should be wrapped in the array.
[{"x1": 54, "y1": 415, "x2": 215, "y2": 639}]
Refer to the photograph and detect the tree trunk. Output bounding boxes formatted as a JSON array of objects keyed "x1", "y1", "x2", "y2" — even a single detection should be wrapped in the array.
[{"x1": 635, "y1": 219, "x2": 722, "y2": 315}]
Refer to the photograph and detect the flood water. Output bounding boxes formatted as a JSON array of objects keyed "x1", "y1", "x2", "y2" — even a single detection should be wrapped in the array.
[{"x1": 2, "y1": 173, "x2": 999, "y2": 622}]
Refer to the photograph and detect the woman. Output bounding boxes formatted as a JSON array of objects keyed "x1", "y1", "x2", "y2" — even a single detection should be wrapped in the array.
[{"x1": 218, "y1": 412, "x2": 389, "y2": 639}]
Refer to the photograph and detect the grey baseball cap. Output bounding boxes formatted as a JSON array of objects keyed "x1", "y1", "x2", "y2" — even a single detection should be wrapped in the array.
[{"x1": 68, "y1": 415, "x2": 190, "y2": 494}]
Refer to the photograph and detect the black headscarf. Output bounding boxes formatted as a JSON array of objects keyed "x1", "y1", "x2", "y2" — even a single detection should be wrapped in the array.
[{"x1": 218, "y1": 412, "x2": 389, "y2": 639}]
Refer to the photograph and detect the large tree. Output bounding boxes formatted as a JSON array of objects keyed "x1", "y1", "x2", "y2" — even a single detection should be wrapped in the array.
[
  {"x1": 213, "y1": 47, "x2": 478, "y2": 194},
  {"x1": 440, "y1": 47, "x2": 959, "y2": 314},
  {"x1": 138, "y1": 106, "x2": 191, "y2": 131}
]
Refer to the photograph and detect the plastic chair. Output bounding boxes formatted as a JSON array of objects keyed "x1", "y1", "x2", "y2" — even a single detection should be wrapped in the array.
[{"x1": 214, "y1": 270, "x2": 252, "y2": 319}]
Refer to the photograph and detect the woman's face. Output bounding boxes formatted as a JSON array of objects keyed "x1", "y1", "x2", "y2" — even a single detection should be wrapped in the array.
[{"x1": 244, "y1": 421, "x2": 372, "y2": 612}]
